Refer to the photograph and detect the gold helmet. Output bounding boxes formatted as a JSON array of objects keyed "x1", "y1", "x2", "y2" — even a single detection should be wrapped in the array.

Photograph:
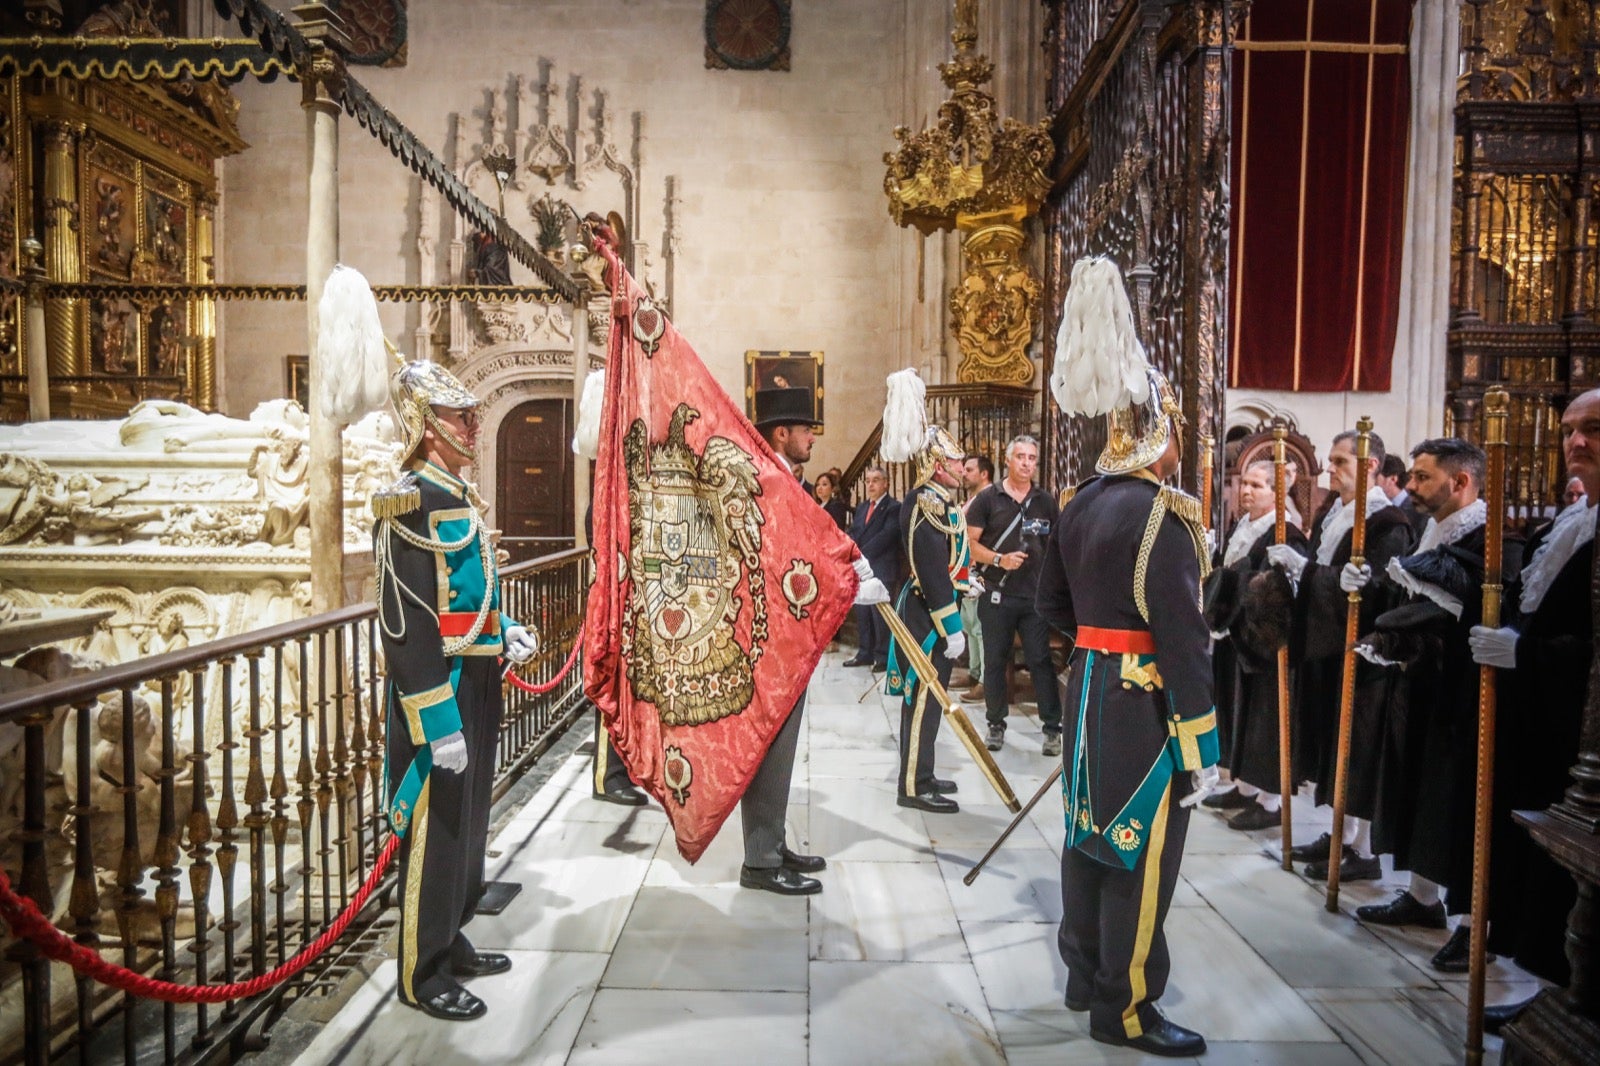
[
  {"x1": 391, "y1": 360, "x2": 480, "y2": 460},
  {"x1": 1096, "y1": 366, "x2": 1184, "y2": 476},
  {"x1": 880, "y1": 368, "x2": 964, "y2": 487},
  {"x1": 915, "y1": 424, "x2": 965, "y2": 487}
]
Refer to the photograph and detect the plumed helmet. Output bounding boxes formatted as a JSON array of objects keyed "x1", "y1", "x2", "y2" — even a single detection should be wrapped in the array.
[
  {"x1": 391, "y1": 360, "x2": 480, "y2": 459},
  {"x1": 1096, "y1": 366, "x2": 1184, "y2": 476},
  {"x1": 880, "y1": 368, "x2": 964, "y2": 487}
]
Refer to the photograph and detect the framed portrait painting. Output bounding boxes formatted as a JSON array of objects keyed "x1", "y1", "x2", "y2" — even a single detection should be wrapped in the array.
[{"x1": 744, "y1": 350, "x2": 823, "y2": 432}]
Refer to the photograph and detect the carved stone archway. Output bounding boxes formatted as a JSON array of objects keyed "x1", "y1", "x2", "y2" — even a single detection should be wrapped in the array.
[{"x1": 454, "y1": 342, "x2": 603, "y2": 531}]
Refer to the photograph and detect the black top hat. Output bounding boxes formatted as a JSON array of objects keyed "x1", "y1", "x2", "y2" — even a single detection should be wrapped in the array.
[{"x1": 752, "y1": 386, "x2": 820, "y2": 430}]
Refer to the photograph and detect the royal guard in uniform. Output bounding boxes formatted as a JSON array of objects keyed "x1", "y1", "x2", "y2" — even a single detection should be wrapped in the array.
[
  {"x1": 373, "y1": 359, "x2": 540, "y2": 1021},
  {"x1": 1036, "y1": 257, "x2": 1218, "y2": 1057},
  {"x1": 880, "y1": 369, "x2": 970, "y2": 814}
]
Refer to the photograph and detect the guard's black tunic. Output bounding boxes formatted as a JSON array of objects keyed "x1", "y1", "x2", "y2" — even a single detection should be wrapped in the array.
[
  {"x1": 885, "y1": 482, "x2": 969, "y2": 797},
  {"x1": 1205, "y1": 522, "x2": 1308, "y2": 792},
  {"x1": 1036, "y1": 473, "x2": 1216, "y2": 1041},
  {"x1": 1291, "y1": 500, "x2": 1414, "y2": 816},
  {"x1": 1486, "y1": 523, "x2": 1590, "y2": 983}
]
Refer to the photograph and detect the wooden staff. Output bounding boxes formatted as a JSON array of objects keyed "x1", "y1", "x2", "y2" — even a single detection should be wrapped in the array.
[
  {"x1": 1465, "y1": 388, "x2": 1509, "y2": 1065},
  {"x1": 963, "y1": 764, "x2": 1063, "y2": 885},
  {"x1": 1200, "y1": 432, "x2": 1216, "y2": 528},
  {"x1": 1326, "y1": 415, "x2": 1372, "y2": 912},
  {"x1": 1273, "y1": 419, "x2": 1294, "y2": 871}
]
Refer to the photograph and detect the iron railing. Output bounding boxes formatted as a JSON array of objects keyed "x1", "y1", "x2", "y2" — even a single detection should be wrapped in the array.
[{"x1": 0, "y1": 549, "x2": 589, "y2": 1065}]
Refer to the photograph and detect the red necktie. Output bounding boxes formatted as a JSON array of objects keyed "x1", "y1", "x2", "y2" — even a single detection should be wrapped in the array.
[{"x1": 865, "y1": 499, "x2": 876, "y2": 525}]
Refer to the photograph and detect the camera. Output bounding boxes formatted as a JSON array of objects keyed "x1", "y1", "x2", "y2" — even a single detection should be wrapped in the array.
[{"x1": 1020, "y1": 517, "x2": 1052, "y2": 539}]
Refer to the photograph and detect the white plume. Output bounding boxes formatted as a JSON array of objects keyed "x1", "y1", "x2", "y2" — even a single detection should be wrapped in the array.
[
  {"x1": 879, "y1": 368, "x2": 928, "y2": 463},
  {"x1": 315, "y1": 265, "x2": 392, "y2": 425},
  {"x1": 1050, "y1": 256, "x2": 1151, "y2": 418},
  {"x1": 572, "y1": 368, "x2": 606, "y2": 458}
]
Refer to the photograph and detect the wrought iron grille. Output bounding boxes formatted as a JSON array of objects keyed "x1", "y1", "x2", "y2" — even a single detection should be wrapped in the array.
[{"x1": 0, "y1": 549, "x2": 588, "y2": 1065}]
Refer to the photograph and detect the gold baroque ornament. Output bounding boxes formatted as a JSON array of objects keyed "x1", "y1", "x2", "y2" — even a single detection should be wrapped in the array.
[
  {"x1": 949, "y1": 217, "x2": 1040, "y2": 386},
  {"x1": 621, "y1": 404, "x2": 769, "y2": 727}
]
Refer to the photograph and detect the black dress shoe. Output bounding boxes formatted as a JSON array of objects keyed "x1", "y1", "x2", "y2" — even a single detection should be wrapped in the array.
[
  {"x1": 403, "y1": 984, "x2": 487, "y2": 1021},
  {"x1": 1355, "y1": 890, "x2": 1447, "y2": 929},
  {"x1": 1483, "y1": 996, "x2": 1533, "y2": 1035},
  {"x1": 739, "y1": 864, "x2": 822, "y2": 895},
  {"x1": 872, "y1": 661, "x2": 888, "y2": 673},
  {"x1": 898, "y1": 791, "x2": 960, "y2": 813},
  {"x1": 452, "y1": 951, "x2": 512, "y2": 978},
  {"x1": 1430, "y1": 924, "x2": 1494, "y2": 973},
  {"x1": 931, "y1": 778, "x2": 958, "y2": 794},
  {"x1": 843, "y1": 655, "x2": 872, "y2": 668},
  {"x1": 1304, "y1": 852, "x2": 1381, "y2": 882},
  {"x1": 1090, "y1": 1009, "x2": 1206, "y2": 1057},
  {"x1": 1202, "y1": 787, "x2": 1253, "y2": 810},
  {"x1": 1287, "y1": 832, "x2": 1335, "y2": 863},
  {"x1": 593, "y1": 783, "x2": 648, "y2": 806},
  {"x1": 1228, "y1": 804, "x2": 1282, "y2": 831},
  {"x1": 778, "y1": 845, "x2": 827, "y2": 873}
]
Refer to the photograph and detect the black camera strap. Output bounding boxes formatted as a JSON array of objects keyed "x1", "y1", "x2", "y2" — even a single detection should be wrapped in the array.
[{"x1": 984, "y1": 499, "x2": 1028, "y2": 591}]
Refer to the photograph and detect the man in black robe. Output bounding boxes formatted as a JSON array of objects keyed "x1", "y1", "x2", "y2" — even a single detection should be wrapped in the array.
[
  {"x1": 1470, "y1": 388, "x2": 1600, "y2": 1028},
  {"x1": 1268, "y1": 429, "x2": 1414, "y2": 880},
  {"x1": 1354, "y1": 438, "x2": 1497, "y2": 974},
  {"x1": 1203, "y1": 459, "x2": 1308, "y2": 832}
]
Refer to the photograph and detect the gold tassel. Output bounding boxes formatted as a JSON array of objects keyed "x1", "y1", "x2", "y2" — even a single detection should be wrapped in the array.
[{"x1": 371, "y1": 482, "x2": 421, "y2": 520}]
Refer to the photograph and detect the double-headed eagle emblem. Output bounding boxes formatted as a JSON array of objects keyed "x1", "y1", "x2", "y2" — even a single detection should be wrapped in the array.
[{"x1": 621, "y1": 404, "x2": 767, "y2": 726}]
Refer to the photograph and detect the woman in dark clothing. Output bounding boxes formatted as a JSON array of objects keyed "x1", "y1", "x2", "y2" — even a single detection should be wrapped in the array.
[{"x1": 815, "y1": 471, "x2": 850, "y2": 530}]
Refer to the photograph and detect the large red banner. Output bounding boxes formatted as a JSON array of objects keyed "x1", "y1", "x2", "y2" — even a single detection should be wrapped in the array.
[{"x1": 581, "y1": 236, "x2": 858, "y2": 862}]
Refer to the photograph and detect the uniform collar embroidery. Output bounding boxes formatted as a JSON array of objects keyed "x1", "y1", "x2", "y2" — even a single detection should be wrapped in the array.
[{"x1": 410, "y1": 459, "x2": 466, "y2": 498}]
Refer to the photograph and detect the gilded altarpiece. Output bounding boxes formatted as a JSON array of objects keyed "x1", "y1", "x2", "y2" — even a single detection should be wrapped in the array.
[
  {"x1": 1040, "y1": 0, "x2": 1237, "y2": 514},
  {"x1": 0, "y1": 63, "x2": 244, "y2": 421}
]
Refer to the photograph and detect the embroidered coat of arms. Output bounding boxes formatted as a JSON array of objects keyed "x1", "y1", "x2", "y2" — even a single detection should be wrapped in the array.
[{"x1": 621, "y1": 402, "x2": 767, "y2": 725}]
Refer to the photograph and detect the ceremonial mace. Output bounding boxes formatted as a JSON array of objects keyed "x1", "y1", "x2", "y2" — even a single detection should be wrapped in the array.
[
  {"x1": 1465, "y1": 388, "x2": 1509, "y2": 1065},
  {"x1": 1200, "y1": 431, "x2": 1216, "y2": 533},
  {"x1": 1326, "y1": 416, "x2": 1372, "y2": 912},
  {"x1": 874, "y1": 602, "x2": 1021, "y2": 812},
  {"x1": 1273, "y1": 420, "x2": 1295, "y2": 871}
]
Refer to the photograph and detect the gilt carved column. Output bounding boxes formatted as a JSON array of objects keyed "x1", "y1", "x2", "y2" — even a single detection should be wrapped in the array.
[
  {"x1": 40, "y1": 120, "x2": 83, "y2": 379},
  {"x1": 194, "y1": 193, "x2": 218, "y2": 410}
]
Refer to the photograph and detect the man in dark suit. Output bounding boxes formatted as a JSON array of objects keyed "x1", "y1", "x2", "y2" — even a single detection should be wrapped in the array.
[{"x1": 846, "y1": 465, "x2": 901, "y2": 670}]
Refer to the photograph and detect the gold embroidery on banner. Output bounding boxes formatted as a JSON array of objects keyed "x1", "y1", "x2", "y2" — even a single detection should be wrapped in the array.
[{"x1": 623, "y1": 404, "x2": 768, "y2": 726}]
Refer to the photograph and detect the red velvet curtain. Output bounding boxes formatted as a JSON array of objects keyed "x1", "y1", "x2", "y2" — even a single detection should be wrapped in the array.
[{"x1": 1228, "y1": 1, "x2": 1412, "y2": 392}]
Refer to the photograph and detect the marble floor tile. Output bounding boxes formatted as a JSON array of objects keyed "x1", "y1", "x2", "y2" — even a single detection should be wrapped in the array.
[
  {"x1": 1362, "y1": 921, "x2": 1533, "y2": 985},
  {"x1": 808, "y1": 744, "x2": 901, "y2": 781},
  {"x1": 1181, "y1": 854, "x2": 1434, "y2": 989},
  {"x1": 602, "y1": 885, "x2": 809, "y2": 992},
  {"x1": 921, "y1": 798, "x2": 1052, "y2": 852},
  {"x1": 811, "y1": 860, "x2": 968, "y2": 963},
  {"x1": 938, "y1": 842, "x2": 1062, "y2": 925},
  {"x1": 1438, "y1": 977, "x2": 1545, "y2": 1008},
  {"x1": 810, "y1": 960, "x2": 1006, "y2": 1066},
  {"x1": 1165, "y1": 908, "x2": 1337, "y2": 1043},
  {"x1": 808, "y1": 775, "x2": 937, "y2": 862},
  {"x1": 991, "y1": 1008, "x2": 1197, "y2": 1065},
  {"x1": 1307, "y1": 988, "x2": 1469, "y2": 1066},
  {"x1": 295, "y1": 949, "x2": 607, "y2": 1066},
  {"x1": 474, "y1": 819, "x2": 658, "y2": 953},
  {"x1": 567, "y1": 989, "x2": 807, "y2": 1066},
  {"x1": 963, "y1": 920, "x2": 1068, "y2": 1013}
]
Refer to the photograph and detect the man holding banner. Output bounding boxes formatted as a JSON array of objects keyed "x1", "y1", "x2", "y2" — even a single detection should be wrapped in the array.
[{"x1": 579, "y1": 230, "x2": 886, "y2": 897}]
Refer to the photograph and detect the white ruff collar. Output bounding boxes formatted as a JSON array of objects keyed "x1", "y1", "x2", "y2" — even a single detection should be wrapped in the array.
[
  {"x1": 1316, "y1": 486, "x2": 1390, "y2": 566},
  {"x1": 1224, "y1": 510, "x2": 1275, "y2": 567},
  {"x1": 1385, "y1": 499, "x2": 1487, "y2": 619},
  {"x1": 1521, "y1": 498, "x2": 1597, "y2": 615}
]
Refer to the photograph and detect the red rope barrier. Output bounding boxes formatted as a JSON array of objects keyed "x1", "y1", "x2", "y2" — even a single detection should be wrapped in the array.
[
  {"x1": 504, "y1": 633, "x2": 584, "y2": 695},
  {"x1": 0, "y1": 834, "x2": 399, "y2": 1004}
]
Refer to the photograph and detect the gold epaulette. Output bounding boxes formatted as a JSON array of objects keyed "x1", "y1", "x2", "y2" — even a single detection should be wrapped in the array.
[
  {"x1": 1133, "y1": 484, "x2": 1211, "y2": 623},
  {"x1": 371, "y1": 475, "x2": 421, "y2": 521},
  {"x1": 915, "y1": 487, "x2": 961, "y2": 533},
  {"x1": 1060, "y1": 476, "x2": 1098, "y2": 509},
  {"x1": 1158, "y1": 485, "x2": 1205, "y2": 530}
]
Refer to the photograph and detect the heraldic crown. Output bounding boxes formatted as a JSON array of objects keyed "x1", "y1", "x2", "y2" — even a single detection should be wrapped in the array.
[
  {"x1": 880, "y1": 368, "x2": 963, "y2": 488},
  {"x1": 1050, "y1": 256, "x2": 1185, "y2": 476}
]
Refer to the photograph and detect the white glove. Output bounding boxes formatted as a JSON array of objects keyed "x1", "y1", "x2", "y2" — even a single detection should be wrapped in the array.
[
  {"x1": 943, "y1": 631, "x2": 967, "y2": 661},
  {"x1": 1209, "y1": 630, "x2": 1229, "y2": 642},
  {"x1": 965, "y1": 575, "x2": 986, "y2": 599},
  {"x1": 855, "y1": 577, "x2": 890, "y2": 605},
  {"x1": 1354, "y1": 642, "x2": 1398, "y2": 668},
  {"x1": 432, "y1": 730, "x2": 468, "y2": 774},
  {"x1": 504, "y1": 623, "x2": 539, "y2": 663},
  {"x1": 1205, "y1": 528, "x2": 1219, "y2": 555},
  {"x1": 1179, "y1": 764, "x2": 1221, "y2": 809},
  {"x1": 1469, "y1": 625, "x2": 1519, "y2": 670},
  {"x1": 1265, "y1": 543, "x2": 1307, "y2": 582},
  {"x1": 852, "y1": 556, "x2": 876, "y2": 582},
  {"x1": 1338, "y1": 562, "x2": 1371, "y2": 593}
]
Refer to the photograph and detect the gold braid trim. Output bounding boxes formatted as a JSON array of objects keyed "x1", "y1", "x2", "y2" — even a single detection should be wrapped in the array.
[
  {"x1": 1133, "y1": 486, "x2": 1213, "y2": 624},
  {"x1": 915, "y1": 488, "x2": 962, "y2": 534},
  {"x1": 1133, "y1": 493, "x2": 1167, "y2": 625}
]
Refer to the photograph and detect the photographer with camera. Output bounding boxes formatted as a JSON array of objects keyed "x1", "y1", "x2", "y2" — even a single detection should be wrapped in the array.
[{"x1": 965, "y1": 435, "x2": 1064, "y2": 755}]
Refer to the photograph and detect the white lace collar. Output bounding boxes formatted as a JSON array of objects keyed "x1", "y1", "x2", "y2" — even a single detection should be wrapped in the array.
[
  {"x1": 1316, "y1": 486, "x2": 1390, "y2": 566},
  {"x1": 1224, "y1": 510, "x2": 1275, "y2": 567},
  {"x1": 1520, "y1": 498, "x2": 1597, "y2": 615},
  {"x1": 1385, "y1": 499, "x2": 1487, "y2": 619}
]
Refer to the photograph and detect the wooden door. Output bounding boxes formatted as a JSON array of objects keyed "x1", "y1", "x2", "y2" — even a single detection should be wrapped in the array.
[{"x1": 496, "y1": 398, "x2": 575, "y2": 565}]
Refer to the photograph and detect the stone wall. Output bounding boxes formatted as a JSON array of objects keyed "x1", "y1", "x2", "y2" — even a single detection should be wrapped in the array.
[{"x1": 215, "y1": 0, "x2": 1055, "y2": 478}]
